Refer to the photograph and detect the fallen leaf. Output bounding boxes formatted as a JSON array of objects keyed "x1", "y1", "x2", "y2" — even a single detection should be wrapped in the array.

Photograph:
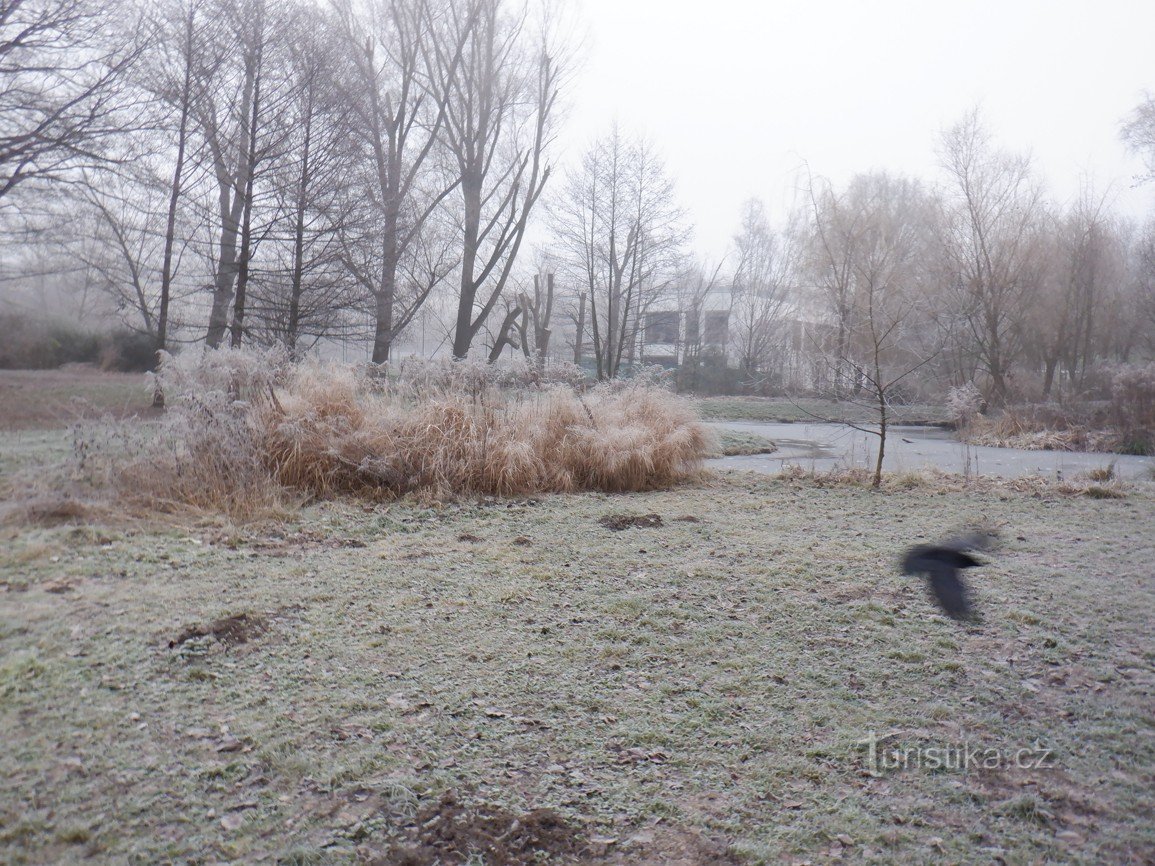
[{"x1": 220, "y1": 813, "x2": 245, "y2": 831}]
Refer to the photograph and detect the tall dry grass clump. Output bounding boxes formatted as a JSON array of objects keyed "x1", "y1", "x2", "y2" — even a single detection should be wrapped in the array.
[
  {"x1": 1108, "y1": 362, "x2": 1155, "y2": 455},
  {"x1": 258, "y1": 359, "x2": 711, "y2": 499},
  {"x1": 82, "y1": 350, "x2": 712, "y2": 514}
]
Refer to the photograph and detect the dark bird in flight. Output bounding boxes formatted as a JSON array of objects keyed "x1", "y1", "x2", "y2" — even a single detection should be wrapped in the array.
[{"x1": 901, "y1": 531, "x2": 996, "y2": 621}]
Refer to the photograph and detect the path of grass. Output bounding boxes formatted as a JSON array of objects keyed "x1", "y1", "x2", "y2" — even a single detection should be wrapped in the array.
[{"x1": 2, "y1": 470, "x2": 1153, "y2": 863}]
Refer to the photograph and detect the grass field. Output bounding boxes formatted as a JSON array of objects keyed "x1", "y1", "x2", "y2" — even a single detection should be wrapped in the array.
[
  {"x1": 2, "y1": 372, "x2": 1153, "y2": 864},
  {"x1": 694, "y1": 396, "x2": 949, "y2": 427},
  {"x1": 0, "y1": 368, "x2": 154, "y2": 431}
]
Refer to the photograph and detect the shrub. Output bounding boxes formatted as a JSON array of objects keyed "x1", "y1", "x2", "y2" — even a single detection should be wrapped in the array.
[
  {"x1": 0, "y1": 314, "x2": 158, "y2": 371},
  {"x1": 946, "y1": 383, "x2": 985, "y2": 429},
  {"x1": 75, "y1": 346, "x2": 294, "y2": 517},
  {"x1": 1107, "y1": 363, "x2": 1155, "y2": 456},
  {"x1": 99, "y1": 330, "x2": 158, "y2": 372},
  {"x1": 0, "y1": 314, "x2": 100, "y2": 368}
]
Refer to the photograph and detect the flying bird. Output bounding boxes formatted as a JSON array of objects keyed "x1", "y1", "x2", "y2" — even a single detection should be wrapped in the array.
[{"x1": 901, "y1": 531, "x2": 996, "y2": 621}]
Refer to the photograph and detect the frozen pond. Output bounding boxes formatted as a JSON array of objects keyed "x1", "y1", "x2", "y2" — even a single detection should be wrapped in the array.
[{"x1": 707, "y1": 421, "x2": 1155, "y2": 480}]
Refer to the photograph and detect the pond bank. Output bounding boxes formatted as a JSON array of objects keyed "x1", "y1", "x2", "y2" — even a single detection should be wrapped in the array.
[{"x1": 706, "y1": 420, "x2": 1155, "y2": 480}]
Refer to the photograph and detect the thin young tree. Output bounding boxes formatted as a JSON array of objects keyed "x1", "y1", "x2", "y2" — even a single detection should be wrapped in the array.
[{"x1": 799, "y1": 172, "x2": 940, "y2": 486}]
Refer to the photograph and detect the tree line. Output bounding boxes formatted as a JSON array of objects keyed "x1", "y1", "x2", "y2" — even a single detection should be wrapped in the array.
[{"x1": 1, "y1": 0, "x2": 1154, "y2": 406}]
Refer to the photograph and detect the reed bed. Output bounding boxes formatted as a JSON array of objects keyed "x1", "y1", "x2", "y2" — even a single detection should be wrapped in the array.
[{"x1": 88, "y1": 349, "x2": 712, "y2": 516}]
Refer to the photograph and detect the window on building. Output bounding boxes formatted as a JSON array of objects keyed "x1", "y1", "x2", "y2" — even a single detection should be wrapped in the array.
[
  {"x1": 645, "y1": 311, "x2": 680, "y2": 345},
  {"x1": 704, "y1": 311, "x2": 729, "y2": 346}
]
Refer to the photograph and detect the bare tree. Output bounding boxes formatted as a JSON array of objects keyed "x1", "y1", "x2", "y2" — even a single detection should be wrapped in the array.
[
  {"x1": 437, "y1": 0, "x2": 561, "y2": 360},
  {"x1": 333, "y1": 0, "x2": 466, "y2": 363},
  {"x1": 730, "y1": 199, "x2": 795, "y2": 387},
  {"x1": 240, "y1": 5, "x2": 361, "y2": 356},
  {"x1": 72, "y1": 173, "x2": 162, "y2": 338},
  {"x1": 1133, "y1": 220, "x2": 1155, "y2": 356},
  {"x1": 816, "y1": 173, "x2": 940, "y2": 486},
  {"x1": 1122, "y1": 93, "x2": 1155, "y2": 186},
  {"x1": 551, "y1": 126, "x2": 687, "y2": 379},
  {"x1": 0, "y1": 0, "x2": 141, "y2": 209},
  {"x1": 146, "y1": 0, "x2": 204, "y2": 365},
  {"x1": 517, "y1": 271, "x2": 554, "y2": 366},
  {"x1": 802, "y1": 173, "x2": 864, "y2": 396},
  {"x1": 936, "y1": 110, "x2": 1044, "y2": 404},
  {"x1": 671, "y1": 257, "x2": 724, "y2": 392},
  {"x1": 1028, "y1": 187, "x2": 1130, "y2": 397},
  {"x1": 192, "y1": 0, "x2": 298, "y2": 348}
]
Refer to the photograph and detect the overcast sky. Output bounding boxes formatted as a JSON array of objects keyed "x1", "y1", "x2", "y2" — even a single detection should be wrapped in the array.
[{"x1": 558, "y1": 0, "x2": 1155, "y2": 261}]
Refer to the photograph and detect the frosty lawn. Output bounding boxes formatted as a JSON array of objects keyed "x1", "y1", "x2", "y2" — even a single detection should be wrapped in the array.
[{"x1": 2, "y1": 472, "x2": 1153, "y2": 863}]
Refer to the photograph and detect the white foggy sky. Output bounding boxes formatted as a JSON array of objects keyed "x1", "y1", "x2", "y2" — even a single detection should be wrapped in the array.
[{"x1": 559, "y1": 0, "x2": 1155, "y2": 261}]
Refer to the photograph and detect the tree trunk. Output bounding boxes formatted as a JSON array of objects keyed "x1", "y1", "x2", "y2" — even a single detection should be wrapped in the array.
[
  {"x1": 488, "y1": 305, "x2": 524, "y2": 363},
  {"x1": 873, "y1": 388, "x2": 887, "y2": 488},
  {"x1": 287, "y1": 104, "x2": 313, "y2": 358},
  {"x1": 230, "y1": 52, "x2": 263, "y2": 350},
  {"x1": 155, "y1": 6, "x2": 194, "y2": 405},
  {"x1": 453, "y1": 172, "x2": 483, "y2": 359},
  {"x1": 573, "y1": 292, "x2": 586, "y2": 365}
]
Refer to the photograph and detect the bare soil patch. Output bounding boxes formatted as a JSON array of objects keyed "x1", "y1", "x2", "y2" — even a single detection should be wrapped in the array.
[
  {"x1": 382, "y1": 791, "x2": 583, "y2": 865},
  {"x1": 598, "y1": 512, "x2": 664, "y2": 530}
]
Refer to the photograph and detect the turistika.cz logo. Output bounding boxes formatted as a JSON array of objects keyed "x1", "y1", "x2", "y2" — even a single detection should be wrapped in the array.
[{"x1": 857, "y1": 731, "x2": 1055, "y2": 776}]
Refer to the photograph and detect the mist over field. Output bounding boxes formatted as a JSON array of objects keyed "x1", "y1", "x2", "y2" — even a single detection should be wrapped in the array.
[{"x1": 2, "y1": 1, "x2": 1154, "y2": 864}]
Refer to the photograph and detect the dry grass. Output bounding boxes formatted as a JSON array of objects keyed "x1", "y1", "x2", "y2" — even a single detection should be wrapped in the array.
[
  {"x1": 962, "y1": 410, "x2": 1121, "y2": 453},
  {"x1": 775, "y1": 463, "x2": 1131, "y2": 499},
  {"x1": 261, "y1": 362, "x2": 711, "y2": 500},
  {"x1": 68, "y1": 350, "x2": 713, "y2": 517},
  {"x1": 961, "y1": 366, "x2": 1155, "y2": 456}
]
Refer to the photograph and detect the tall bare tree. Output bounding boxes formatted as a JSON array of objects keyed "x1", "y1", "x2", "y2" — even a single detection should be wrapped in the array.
[
  {"x1": 1122, "y1": 93, "x2": 1155, "y2": 186},
  {"x1": 730, "y1": 198, "x2": 795, "y2": 385},
  {"x1": 147, "y1": 0, "x2": 204, "y2": 364},
  {"x1": 803, "y1": 172, "x2": 865, "y2": 395},
  {"x1": 238, "y1": 5, "x2": 361, "y2": 355},
  {"x1": 437, "y1": 0, "x2": 560, "y2": 360},
  {"x1": 936, "y1": 110, "x2": 1044, "y2": 403},
  {"x1": 193, "y1": 0, "x2": 298, "y2": 348},
  {"x1": 334, "y1": 0, "x2": 466, "y2": 363},
  {"x1": 551, "y1": 126, "x2": 686, "y2": 379}
]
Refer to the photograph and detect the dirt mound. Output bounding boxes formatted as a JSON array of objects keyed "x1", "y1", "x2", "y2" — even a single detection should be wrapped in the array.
[
  {"x1": 168, "y1": 612, "x2": 267, "y2": 649},
  {"x1": 598, "y1": 513, "x2": 663, "y2": 531},
  {"x1": 385, "y1": 792, "x2": 582, "y2": 866}
]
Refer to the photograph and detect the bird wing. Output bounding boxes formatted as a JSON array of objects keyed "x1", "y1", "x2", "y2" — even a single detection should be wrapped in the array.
[
  {"x1": 925, "y1": 562, "x2": 971, "y2": 620},
  {"x1": 941, "y1": 528, "x2": 999, "y2": 554}
]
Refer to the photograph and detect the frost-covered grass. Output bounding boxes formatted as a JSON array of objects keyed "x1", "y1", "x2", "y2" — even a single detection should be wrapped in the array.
[
  {"x1": 695, "y1": 395, "x2": 949, "y2": 426},
  {"x1": 2, "y1": 456, "x2": 1153, "y2": 863},
  {"x1": 707, "y1": 428, "x2": 779, "y2": 458},
  {"x1": 0, "y1": 368, "x2": 153, "y2": 431}
]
